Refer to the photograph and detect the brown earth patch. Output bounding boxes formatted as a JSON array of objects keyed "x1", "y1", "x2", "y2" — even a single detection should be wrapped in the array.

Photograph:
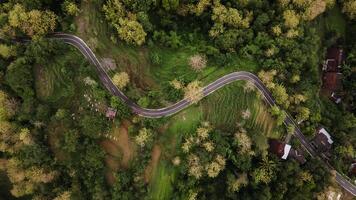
[
  {"x1": 105, "y1": 155, "x2": 120, "y2": 171},
  {"x1": 113, "y1": 120, "x2": 135, "y2": 168},
  {"x1": 101, "y1": 120, "x2": 136, "y2": 185},
  {"x1": 47, "y1": 122, "x2": 67, "y2": 161},
  {"x1": 105, "y1": 171, "x2": 116, "y2": 186},
  {"x1": 144, "y1": 145, "x2": 161, "y2": 183},
  {"x1": 0, "y1": 159, "x2": 7, "y2": 170},
  {"x1": 100, "y1": 140, "x2": 120, "y2": 157}
]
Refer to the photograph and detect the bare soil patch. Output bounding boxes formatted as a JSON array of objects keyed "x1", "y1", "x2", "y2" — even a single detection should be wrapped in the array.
[
  {"x1": 100, "y1": 140, "x2": 120, "y2": 157},
  {"x1": 0, "y1": 159, "x2": 7, "y2": 170},
  {"x1": 47, "y1": 123, "x2": 67, "y2": 162},
  {"x1": 101, "y1": 120, "x2": 136, "y2": 185},
  {"x1": 144, "y1": 145, "x2": 162, "y2": 183},
  {"x1": 113, "y1": 120, "x2": 135, "y2": 168}
]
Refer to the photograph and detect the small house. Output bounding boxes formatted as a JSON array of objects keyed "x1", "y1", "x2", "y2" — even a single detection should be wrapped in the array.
[
  {"x1": 269, "y1": 139, "x2": 291, "y2": 160},
  {"x1": 351, "y1": 163, "x2": 356, "y2": 176},
  {"x1": 322, "y1": 72, "x2": 343, "y2": 92},
  {"x1": 321, "y1": 47, "x2": 345, "y2": 103},
  {"x1": 268, "y1": 139, "x2": 306, "y2": 164},
  {"x1": 289, "y1": 149, "x2": 307, "y2": 164},
  {"x1": 322, "y1": 47, "x2": 344, "y2": 72},
  {"x1": 105, "y1": 107, "x2": 117, "y2": 120},
  {"x1": 310, "y1": 127, "x2": 333, "y2": 153}
]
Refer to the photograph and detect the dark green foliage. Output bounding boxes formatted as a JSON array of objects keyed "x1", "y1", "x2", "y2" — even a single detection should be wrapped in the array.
[
  {"x1": 79, "y1": 114, "x2": 108, "y2": 139},
  {"x1": 163, "y1": 81, "x2": 183, "y2": 102},
  {"x1": 5, "y1": 57, "x2": 34, "y2": 99},
  {"x1": 61, "y1": 129, "x2": 79, "y2": 153},
  {"x1": 17, "y1": 144, "x2": 52, "y2": 167},
  {"x1": 110, "y1": 96, "x2": 131, "y2": 120},
  {"x1": 153, "y1": 31, "x2": 182, "y2": 48}
]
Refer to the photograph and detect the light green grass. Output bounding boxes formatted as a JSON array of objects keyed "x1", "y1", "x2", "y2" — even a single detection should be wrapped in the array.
[
  {"x1": 148, "y1": 161, "x2": 176, "y2": 200},
  {"x1": 150, "y1": 48, "x2": 197, "y2": 83},
  {"x1": 160, "y1": 106, "x2": 202, "y2": 150},
  {"x1": 202, "y1": 81, "x2": 278, "y2": 138}
]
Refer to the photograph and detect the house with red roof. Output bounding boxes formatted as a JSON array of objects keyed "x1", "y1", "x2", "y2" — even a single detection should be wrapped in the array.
[
  {"x1": 310, "y1": 127, "x2": 333, "y2": 154},
  {"x1": 351, "y1": 163, "x2": 356, "y2": 176},
  {"x1": 269, "y1": 139, "x2": 306, "y2": 164},
  {"x1": 321, "y1": 47, "x2": 345, "y2": 103},
  {"x1": 105, "y1": 107, "x2": 117, "y2": 120}
]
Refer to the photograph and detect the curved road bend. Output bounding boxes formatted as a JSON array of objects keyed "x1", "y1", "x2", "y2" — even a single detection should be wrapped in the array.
[{"x1": 51, "y1": 33, "x2": 356, "y2": 196}]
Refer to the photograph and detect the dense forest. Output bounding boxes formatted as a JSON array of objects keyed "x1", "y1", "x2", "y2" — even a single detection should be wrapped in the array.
[{"x1": 0, "y1": 0, "x2": 356, "y2": 199}]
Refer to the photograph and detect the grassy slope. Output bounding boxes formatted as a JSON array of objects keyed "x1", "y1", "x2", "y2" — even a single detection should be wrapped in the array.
[
  {"x1": 202, "y1": 82, "x2": 276, "y2": 135},
  {"x1": 34, "y1": 51, "x2": 82, "y2": 107},
  {"x1": 147, "y1": 161, "x2": 176, "y2": 200}
]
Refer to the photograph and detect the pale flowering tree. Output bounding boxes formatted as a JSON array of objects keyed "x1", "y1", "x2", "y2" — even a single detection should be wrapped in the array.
[
  {"x1": 241, "y1": 109, "x2": 251, "y2": 120},
  {"x1": 189, "y1": 164, "x2": 203, "y2": 179},
  {"x1": 64, "y1": 1, "x2": 80, "y2": 16},
  {"x1": 172, "y1": 156, "x2": 181, "y2": 166},
  {"x1": 257, "y1": 70, "x2": 277, "y2": 89},
  {"x1": 203, "y1": 141, "x2": 214, "y2": 152},
  {"x1": 189, "y1": 54, "x2": 207, "y2": 71},
  {"x1": 215, "y1": 154, "x2": 226, "y2": 167},
  {"x1": 83, "y1": 77, "x2": 97, "y2": 86},
  {"x1": 271, "y1": 25, "x2": 282, "y2": 36},
  {"x1": 53, "y1": 191, "x2": 71, "y2": 200},
  {"x1": 184, "y1": 80, "x2": 203, "y2": 104},
  {"x1": 234, "y1": 131, "x2": 253, "y2": 155},
  {"x1": 188, "y1": 154, "x2": 203, "y2": 179},
  {"x1": 196, "y1": 127, "x2": 210, "y2": 139},
  {"x1": 180, "y1": 122, "x2": 228, "y2": 180},
  {"x1": 18, "y1": 128, "x2": 33, "y2": 146},
  {"x1": 135, "y1": 128, "x2": 152, "y2": 147},
  {"x1": 206, "y1": 155, "x2": 226, "y2": 178},
  {"x1": 227, "y1": 173, "x2": 248, "y2": 192},
  {"x1": 304, "y1": 0, "x2": 326, "y2": 20},
  {"x1": 170, "y1": 79, "x2": 183, "y2": 90},
  {"x1": 182, "y1": 137, "x2": 194, "y2": 153},
  {"x1": 26, "y1": 167, "x2": 57, "y2": 183},
  {"x1": 243, "y1": 81, "x2": 256, "y2": 93},
  {"x1": 7, "y1": 159, "x2": 58, "y2": 197},
  {"x1": 112, "y1": 72, "x2": 130, "y2": 89},
  {"x1": 206, "y1": 161, "x2": 221, "y2": 178},
  {"x1": 188, "y1": 191, "x2": 198, "y2": 200}
]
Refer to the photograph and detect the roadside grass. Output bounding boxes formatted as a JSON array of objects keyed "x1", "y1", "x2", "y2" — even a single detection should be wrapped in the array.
[
  {"x1": 148, "y1": 161, "x2": 176, "y2": 200},
  {"x1": 150, "y1": 48, "x2": 197, "y2": 84}
]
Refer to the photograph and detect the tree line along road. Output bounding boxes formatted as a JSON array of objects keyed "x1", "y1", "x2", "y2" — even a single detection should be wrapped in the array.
[{"x1": 50, "y1": 33, "x2": 356, "y2": 196}]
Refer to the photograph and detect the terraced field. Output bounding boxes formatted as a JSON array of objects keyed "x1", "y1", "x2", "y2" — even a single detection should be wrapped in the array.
[{"x1": 202, "y1": 81, "x2": 276, "y2": 136}]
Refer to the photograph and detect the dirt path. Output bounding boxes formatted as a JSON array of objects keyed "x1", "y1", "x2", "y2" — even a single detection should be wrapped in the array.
[
  {"x1": 114, "y1": 120, "x2": 135, "y2": 168},
  {"x1": 101, "y1": 120, "x2": 136, "y2": 185},
  {"x1": 0, "y1": 159, "x2": 7, "y2": 170},
  {"x1": 144, "y1": 145, "x2": 161, "y2": 183}
]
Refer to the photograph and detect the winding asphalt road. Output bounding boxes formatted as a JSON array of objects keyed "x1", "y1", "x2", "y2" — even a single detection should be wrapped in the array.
[{"x1": 51, "y1": 33, "x2": 356, "y2": 196}]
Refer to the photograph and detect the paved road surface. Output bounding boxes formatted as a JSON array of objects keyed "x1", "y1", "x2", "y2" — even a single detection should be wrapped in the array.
[{"x1": 51, "y1": 33, "x2": 356, "y2": 196}]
